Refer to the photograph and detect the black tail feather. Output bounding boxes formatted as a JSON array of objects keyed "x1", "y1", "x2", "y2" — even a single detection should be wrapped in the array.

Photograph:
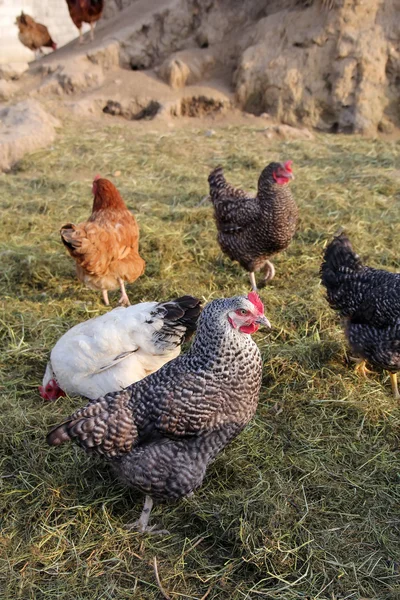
[
  {"x1": 208, "y1": 167, "x2": 227, "y2": 200},
  {"x1": 321, "y1": 233, "x2": 363, "y2": 288},
  {"x1": 156, "y1": 296, "x2": 202, "y2": 344}
]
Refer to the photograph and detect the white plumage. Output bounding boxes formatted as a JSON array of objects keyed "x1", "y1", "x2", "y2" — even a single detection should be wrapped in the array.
[{"x1": 40, "y1": 296, "x2": 201, "y2": 400}]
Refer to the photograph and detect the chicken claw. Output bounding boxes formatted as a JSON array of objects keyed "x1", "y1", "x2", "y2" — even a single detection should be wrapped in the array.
[
  {"x1": 261, "y1": 260, "x2": 276, "y2": 284},
  {"x1": 350, "y1": 357, "x2": 373, "y2": 379},
  {"x1": 118, "y1": 278, "x2": 130, "y2": 306},
  {"x1": 124, "y1": 496, "x2": 169, "y2": 535}
]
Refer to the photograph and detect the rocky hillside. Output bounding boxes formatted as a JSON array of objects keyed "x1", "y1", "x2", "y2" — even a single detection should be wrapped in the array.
[
  {"x1": 1, "y1": 0, "x2": 399, "y2": 151},
  {"x1": 93, "y1": 0, "x2": 400, "y2": 135}
]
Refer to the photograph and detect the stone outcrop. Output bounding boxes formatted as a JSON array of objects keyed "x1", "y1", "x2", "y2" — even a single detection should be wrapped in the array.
[{"x1": 0, "y1": 100, "x2": 61, "y2": 171}]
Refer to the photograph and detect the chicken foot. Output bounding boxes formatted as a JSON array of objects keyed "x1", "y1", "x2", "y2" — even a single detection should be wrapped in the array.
[
  {"x1": 349, "y1": 357, "x2": 373, "y2": 378},
  {"x1": 118, "y1": 278, "x2": 130, "y2": 306},
  {"x1": 389, "y1": 372, "x2": 400, "y2": 400},
  {"x1": 125, "y1": 495, "x2": 169, "y2": 535},
  {"x1": 249, "y1": 260, "x2": 276, "y2": 291},
  {"x1": 260, "y1": 260, "x2": 276, "y2": 285}
]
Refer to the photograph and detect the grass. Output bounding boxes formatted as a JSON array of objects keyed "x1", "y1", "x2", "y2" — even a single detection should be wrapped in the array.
[{"x1": 0, "y1": 119, "x2": 400, "y2": 600}]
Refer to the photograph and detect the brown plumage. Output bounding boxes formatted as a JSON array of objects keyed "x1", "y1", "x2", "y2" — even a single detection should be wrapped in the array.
[
  {"x1": 61, "y1": 177, "x2": 145, "y2": 306},
  {"x1": 208, "y1": 162, "x2": 298, "y2": 290},
  {"x1": 65, "y1": 0, "x2": 104, "y2": 43},
  {"x1": 47, "y1": 293, "x2": 271, "y2": 532},
  {"x1": 15, "y1": 12, "x2": 57, "y2": 54}
]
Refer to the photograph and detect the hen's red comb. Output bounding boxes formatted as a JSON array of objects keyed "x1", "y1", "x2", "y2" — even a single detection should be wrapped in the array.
[
  {"x1": 247, "y1": 291, "x2": 264, "y2": 314},
  {"x1": 284, "y1": 161, "x2": 293, "y2": 172},
  {"x1": 93, "y1": 174, "x2": 102, "y2": 182}
]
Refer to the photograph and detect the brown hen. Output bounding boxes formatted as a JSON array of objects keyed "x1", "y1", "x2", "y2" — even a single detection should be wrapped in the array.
[
  {"x1": 60, "y1": 177, "x2": 145, "y2": 306},
  {"x1": 66, "y1": 0, "x2": 104, "y2": 43},
  {"x1": 15, "y1": 12, "x2": 57, "y2": 55}
]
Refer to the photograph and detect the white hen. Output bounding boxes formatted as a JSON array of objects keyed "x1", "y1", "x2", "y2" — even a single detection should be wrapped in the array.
[{"x1": 39, "y1": 296, "x2": 201, "y2": 400}]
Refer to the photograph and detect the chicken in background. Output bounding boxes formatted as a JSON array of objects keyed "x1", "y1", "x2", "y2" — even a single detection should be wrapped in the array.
[
  {"x1": 65, "y1": 0, "x2": 104, "y2": 44},
  {"x1": 60, "y1": 176, "x2": 145, "y2": 306},
  {"x1": 321, "y1": 233, "x2": 400, "y2": 399},
  {"x1": 15, "y1": 12, "x2": 57, "y2": 56},
  {"x1": 47, "y1": 292, "x2": 271, "y2": 533},
  {"x1": 208, "y1": 162, "x2": 298, "y2": 291},
  {"x1": 39, "y1": 296, "x2": 202, "y2": 401}
]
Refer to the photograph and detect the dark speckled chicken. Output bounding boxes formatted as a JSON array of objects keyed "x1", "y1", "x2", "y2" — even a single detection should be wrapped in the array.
[
  {"x1": 208, "y1": 162, "x2": 298, "y2": 290},
  {"x1": 321, "y1": 233, "x2": 400, "y2": 399},
  {"x1": 47, "y1": 293, "x2": 271, "y2": 532}
]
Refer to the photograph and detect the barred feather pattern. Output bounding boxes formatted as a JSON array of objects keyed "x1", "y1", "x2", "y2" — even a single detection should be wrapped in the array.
[
  {"x1": 208, "y1": 164, "x2": 298, "y2": 272},
  {"x1": 321, "y1": 233, "x2": 400, "y2": 372},
  {"x1": 47, "y1": 296, "x2": 263, "y2": 500}
]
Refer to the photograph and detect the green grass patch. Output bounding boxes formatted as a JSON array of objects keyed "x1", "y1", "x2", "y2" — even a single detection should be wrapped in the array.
[{"x1": 1, "y1": 122, "x2": 400, "y2": 599}]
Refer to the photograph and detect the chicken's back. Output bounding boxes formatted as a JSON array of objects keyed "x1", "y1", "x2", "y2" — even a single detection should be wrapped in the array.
[
  {"x1": 17, "y1": 17, "x2": 55, "y2": 50},
  {"x1": 321, "y1": 233, "x2": 400, "y2": 324},
  {"x1": 66, "y1": 0, "x2": 104, "y2": 27},
  {"x1": 48, "y1": 296, "x2": 201, "y2": 398},
  {"x1": 61, "y1": 206, "x2": 145, "y2": 292},
  {"x1": 50, "y1": 302, "x2": 161, "y2": 398}
]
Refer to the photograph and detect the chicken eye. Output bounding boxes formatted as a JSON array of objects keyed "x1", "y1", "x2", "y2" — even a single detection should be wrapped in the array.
[{"x1": 238, "y1": 309, "x2": 249, "y2": 315}]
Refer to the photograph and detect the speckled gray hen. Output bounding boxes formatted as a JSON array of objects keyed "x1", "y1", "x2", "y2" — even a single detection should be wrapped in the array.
[
  {"x1": 47, "y1": 293, "x2": 270, "y2": 531},
  {"x1": 208, "y1": 162, "x2": 298, "y2": 290},
  {"x1": 321, "y1": 233, "x2": 400, "y2": 399}
]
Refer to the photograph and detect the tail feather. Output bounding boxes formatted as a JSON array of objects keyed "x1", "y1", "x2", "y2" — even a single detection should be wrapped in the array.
[
  {"x1": 153, "y1": 296, "x2": 202, "y2": 347},
  {"x1": 47, "y1": 391, "x2": 137, "y2": 457},
  {"x1": 208, "y1": 166, "x2": 227, "y2": 201},
  {"x1": 321, "y1": 233, "x2": 363, "y2": 288},
  {"x1": 47, "y1": 420, "x2": 73, "y2": 446},
  {"x1": 60, "y1": 223, "x2": 83, "y2": 255}
]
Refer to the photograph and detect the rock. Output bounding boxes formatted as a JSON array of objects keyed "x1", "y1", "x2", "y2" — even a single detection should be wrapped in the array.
[
  {"x1": 0, "y1": 80, "x2": 18, "y2": 101},
  {"x1": 1, "y1": 0, "x2": 398, "y2": 136},
  {"x1": 158, "y1": 49, "x2": 216, "y2": 89},
  {"x1": 87, "y1": 42, "x2": 120, "y2": 70},
  {"x1": 0, "y1": 100, "x2": 61, "y2": 172},
  {"x1": 35, "y1": 57, "x2": 104, "y2": 96},
  {"x1": 64, "y1": 99, "x2": 101, "y2": 117},
  {"x1": 378, "y1": 118, "x2": 395, "y2": 134},
  {"x1": 57, "y1": 58, "x2": 104, "y2": 94},
  {"x1": 234, "y1": 0, "x2": 400, "y2": 135},
  {"x1": 262, "y1": 125, "x2": 315, "y2": 140},
  {"x1": 0, "y1": 62, "x2": 29, "y2": 81}
]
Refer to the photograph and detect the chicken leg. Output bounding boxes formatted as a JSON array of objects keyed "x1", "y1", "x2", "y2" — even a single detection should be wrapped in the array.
[
  {"x1": 261, "y1": 260, "x2": 275, "y2": 285},
  {"x1": 90, "y1": 22, "x2": 96, "y2": 42},
  {"x1": 249, "y1": 272, "x2": 257, "y2": 292},
  {"x1": 118, "y1": 278, "x2": 130, "y2": 306},
  {"x1": 125, "y1": 495, "x2": 169, "y2": 535},
  {"x1": 102, "y1": 289, "x2": 110, "y2": 306},
  {"x1": 390, "y1": 373, "x2": 400, "y2": 400},
  {"x1": 78, "y1": 27, "x2": 83, "y2": 44}
]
